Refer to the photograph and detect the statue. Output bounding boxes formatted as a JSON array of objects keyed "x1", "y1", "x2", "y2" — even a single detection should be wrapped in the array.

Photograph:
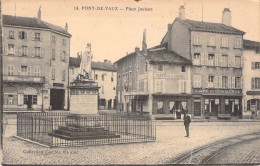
[{"x1": 77, "y1": 43, "x2": 93, "y2": 80}]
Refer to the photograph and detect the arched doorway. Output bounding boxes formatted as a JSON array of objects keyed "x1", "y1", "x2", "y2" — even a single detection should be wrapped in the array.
[{"x1": 24, "y1": 87, "x2": 38, "y2": 109}]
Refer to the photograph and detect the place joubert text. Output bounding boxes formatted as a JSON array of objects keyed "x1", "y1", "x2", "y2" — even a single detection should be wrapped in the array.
[{"x1": 75, "y1": 6, "x2": 153, "y2": 12}]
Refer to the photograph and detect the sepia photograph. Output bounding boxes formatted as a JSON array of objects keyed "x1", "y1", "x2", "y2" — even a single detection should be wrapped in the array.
[{"x1": 0, "y1": 0, "x2": 260, "y2": 165}]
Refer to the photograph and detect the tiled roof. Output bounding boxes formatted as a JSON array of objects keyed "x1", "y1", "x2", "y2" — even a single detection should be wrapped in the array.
[
  {"x1": 137, "y1": 44, "x2": 192, "y2": 65},
  {"x1": 144, "y1": 50, "x2": 192, "y2": 65},
  {"x1": 176, "y1": 18, "x2": 245, "y2": 35},
  {"x1": 69, "y1": 57, "x2": 117, "y2": 71},
  {"x1": 3, "y1": 15, "x2": 71, "y2": 36},
  {"x1": 243, "y1": 39, "x2": 260, "y2": 48}
]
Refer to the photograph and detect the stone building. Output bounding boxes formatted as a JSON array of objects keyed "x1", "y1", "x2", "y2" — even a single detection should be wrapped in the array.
[
  {"x1": 69, "y1": 55, "x2": 117, "y2": 110},
  {"x1": 242, "y1": 39, "x2": 260, "y2": 118},
  {"x1": 115, "y1": 30, "x2": 192, "y2": 119},
  {"x1": 161, "y1": 6, "x2": 245, "y2": 118},
  {"x1": 2, "y1": 8, "x2": 71, "y2": 111}
]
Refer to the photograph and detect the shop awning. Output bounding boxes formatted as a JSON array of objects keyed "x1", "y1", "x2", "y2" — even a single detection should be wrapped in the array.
[
  {"x1": 246, "y1": 91, "x2": 260, "y2": 95},
  {"x1": 152, "y1": 93, "x2": 192, "y2": 97}
]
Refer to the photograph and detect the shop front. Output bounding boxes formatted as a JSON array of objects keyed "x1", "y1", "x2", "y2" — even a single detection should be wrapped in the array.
[
  {"x1": 124, "y1": 93, "x2": 149, "y2": 114},
  {"x1": 192, "y1": 88, "x2": 243, "y2": 118},
  {"x1": 152, "y1": 94, "x2": 192, "y2": 119}
]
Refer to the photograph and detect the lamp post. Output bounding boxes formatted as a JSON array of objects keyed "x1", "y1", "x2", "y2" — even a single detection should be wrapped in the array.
[{"x1": 0, "y1": 0, "x2": 4, "y2": 148}]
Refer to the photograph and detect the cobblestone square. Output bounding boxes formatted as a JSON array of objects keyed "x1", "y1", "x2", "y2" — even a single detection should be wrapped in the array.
[{"x1": 2, "y1": 114, "x2": 260, "y2": 165}]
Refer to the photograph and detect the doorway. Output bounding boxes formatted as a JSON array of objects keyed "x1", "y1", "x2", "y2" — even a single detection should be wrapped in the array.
[
  {"x1": 50, "y1": 89, "x2": 65, "y2": 110},
  {"x1": 194, "y1": 102, "x2": 201, "y2": 116}
]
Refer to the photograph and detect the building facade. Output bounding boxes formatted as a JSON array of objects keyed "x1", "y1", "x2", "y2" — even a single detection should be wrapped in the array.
[
  {"x1": 115, "y1": 31, "x2": 192, "y2": 119},
  {"x1": 69, "y1": 56, "x2": 117, "y2": 110},
  {"x1": 161, "y1": 6, "x2": 245, "y2": 118},
  {"x1": 242, "y1": 39, "x2": 260, "y2": 118},
  {"x1": 2, "y1": 9, "x2": 71, "y2": 111}
]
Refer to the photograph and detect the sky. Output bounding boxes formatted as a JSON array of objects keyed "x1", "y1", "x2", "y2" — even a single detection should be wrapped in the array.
[{"x1": 2, "y1": 0, "x2": 260, "y2": 63}]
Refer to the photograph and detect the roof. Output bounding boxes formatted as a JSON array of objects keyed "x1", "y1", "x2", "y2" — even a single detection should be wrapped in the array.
[
  {"x1": 3, "y1": 15, "x2": 71, "y2": 37},
  {"x1": 243, "y1": 39, "x2": 260, "y2": 49},
  {"x1": 114, "y1": 52, "x2": 137, "y2": 64},
  {"x1": 69, "y1": 57, "x2": 117, "y2": 71},
  {"x1": 176, "y1": 18, "x2": 245, "y2": 35},
  {"x1": 144, "y1": 44, "x2": 192, "y2": 65}
]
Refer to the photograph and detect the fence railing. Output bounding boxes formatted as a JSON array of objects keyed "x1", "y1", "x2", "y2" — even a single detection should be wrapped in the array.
[{"x1": 17, "y1": 112, "x2": 156, "y2": 147}]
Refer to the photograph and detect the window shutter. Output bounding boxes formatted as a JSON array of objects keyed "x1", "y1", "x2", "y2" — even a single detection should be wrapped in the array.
[
  {"x1": 241, "y1": 56, "x2": 244, "y2": 67},
  {"x1": 18, "y1": 94, "x2": 24, "y2": 105},
  {"x1": 228, "y1": 55, "x2": 231, "y2": 67},
  {"x1": 205, "y1": 75, "x2": 208, "y2": 88},
  {"x1": 241, "y1": 77, "x2": 243, "y2": 89},
  {"x1": 40, "y1": 48, "x2": 44, "y2": 58},
  {"x1": 201, "y1": 53, "x2": 205, "y2": 65},
  {"x1": 179, "y1": 80, "x2": 182, "y2": 93},
  {"x1": 205, "y1": 53, "x2": 208, "y2": 66},
  {"x1": 219, "y1": 76, "x2": 222, "y2": 88},
  {"x1": 228, "y1": 76, "x2": 231, "y2": 88},
  {"x1": 31, "y1": 32, "x2": 34, "y2": 41},
  {"x1": 17, "y1": 65, "x2": 21, "y2": 75},
  {"x1": 218, "y1": 54, "x2": 223, "y2": 66},
  {"x1": 25, "y1": 32, "x2": 28, "y2": 39},
  {"x1": 31, "y1": 47, "x2": 35, "y2": 57},
  {"x1": 214, "y1": 76, "x2": 218, "y2": 88},
  {"x1": 251, "y1": 78, "x2": 255, "y2": 90},
  {"x1": 252, "y1": 62, "x2": 255, "y2": 69},
  {"x1": 40, "y1": 34, "x2": 43, "y2": 41},
  {"x1": 4, "y1": 45, "x2": 8, "y2": 55},
  {"x1": 28, "y1": 66, "x2": 31, "y2": 76},
  {"x1": 18, "y1": 31, "x2": 22, "y2": 38},
  {"x1": 18, "y1": 46, "x2": 22, "y2": 56},
  {"x1": 215, "y1": 54, "x2": 218, "y2": 66},
  {"x1": 199, "y1": 75, "x2": 202, "y2": 88},
  {"x1": 232, "y1": 77, "x2": 235, "y2": 89},
  {"x1": 232, "y1": 55, "x2": 235, "y2": 67}
]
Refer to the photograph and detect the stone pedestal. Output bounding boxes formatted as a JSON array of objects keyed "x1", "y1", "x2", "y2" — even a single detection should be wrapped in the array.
[{"x1": 69, "y1": 79, "x2": 99, "y2": 114}]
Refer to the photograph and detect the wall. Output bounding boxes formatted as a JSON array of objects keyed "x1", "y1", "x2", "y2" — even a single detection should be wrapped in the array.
[{"x1": 170, "y1": 21, "x2": 191, "y2": 60}]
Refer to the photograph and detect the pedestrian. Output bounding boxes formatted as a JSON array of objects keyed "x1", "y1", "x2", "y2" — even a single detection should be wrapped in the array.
[{"x1": 183, "y1": 112, "x2": 191, "y2": 138}]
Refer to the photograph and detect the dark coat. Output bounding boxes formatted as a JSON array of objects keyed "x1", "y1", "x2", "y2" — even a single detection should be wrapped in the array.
[{"x1": 184, "y1": 115, "x2": 191, "y2": 126}]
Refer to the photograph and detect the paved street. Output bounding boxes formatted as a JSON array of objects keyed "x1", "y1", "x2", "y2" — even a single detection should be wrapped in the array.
[{"x1": 2, "y1": 114, "x2": 260, "y2": 165}]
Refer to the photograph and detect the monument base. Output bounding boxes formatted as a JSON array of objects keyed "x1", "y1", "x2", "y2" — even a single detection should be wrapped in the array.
[{"x1": 69, "y1": 79, "x2": 99, "y2": 114}]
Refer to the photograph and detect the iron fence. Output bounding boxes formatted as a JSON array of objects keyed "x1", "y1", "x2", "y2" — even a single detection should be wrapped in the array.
[{"x1": 17, "y1": 112, "x2": 156, "y2": 147}]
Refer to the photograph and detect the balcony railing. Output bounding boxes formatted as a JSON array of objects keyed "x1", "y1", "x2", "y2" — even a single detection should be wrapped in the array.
[{"x1": 3, "y1": 75, "x2": 45, "y2": 84}]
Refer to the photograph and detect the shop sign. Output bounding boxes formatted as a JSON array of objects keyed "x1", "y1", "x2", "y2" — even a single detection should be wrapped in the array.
[
  {"x1": 193, "y1": 88, "x2": 242, "y2": 95},
  {"x1": 154, "y1": 73, "x2": 186, "y2": 79}
]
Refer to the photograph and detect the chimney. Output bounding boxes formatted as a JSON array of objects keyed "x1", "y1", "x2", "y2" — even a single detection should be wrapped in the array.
[
  {"x1": 37, "y1": 6, "x2": 41, "y2": 20},
  {"x1": 77, "y1": 52, "x2": 81, "y2": 59},
  {"x1": 179, "y1": 5, "x2": 185, "y2": 20},
  {"x1": 222, "y1": 8, "x2": 231, "y2": 26},
  {"x1": 142, "y1": 29, "x2": 147, "y2": 55},
  {"x1": 135, "y1": 47, "x2": 140, "y2": 53},
  {"x1": 104, "y1": 59, "x2": 108, "y2": 63},
  {"x1": 65, "y1": 23, "x2": 68, "y2": 31},
  {"x1": 168, "y1": 24, "x2": 172, "y2": 50}
]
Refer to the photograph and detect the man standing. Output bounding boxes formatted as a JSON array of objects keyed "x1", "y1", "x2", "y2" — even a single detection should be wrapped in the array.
[{"x1": 184, "y1": 112, "x2": 191, "y2": 138}]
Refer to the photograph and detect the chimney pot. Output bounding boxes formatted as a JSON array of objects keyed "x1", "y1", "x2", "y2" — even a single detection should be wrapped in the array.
[
  {"x1": 135, "y1": 47, "x2": 140, "y2": 52},
  {"x1": 65, "y1": 23, "x2": 68, "y2": 31},
  {"x1": 37, "y1": 6, "x2": 41, "y2": 20}
]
